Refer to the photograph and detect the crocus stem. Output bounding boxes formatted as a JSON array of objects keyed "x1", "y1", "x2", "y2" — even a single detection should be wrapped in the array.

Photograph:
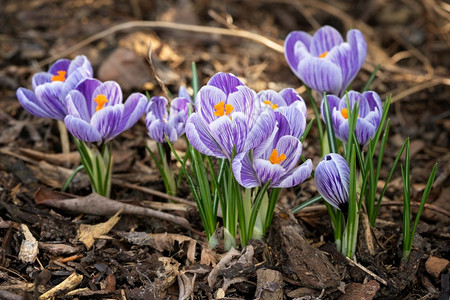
[
  {"x1": 305, "y1": 86, "x2": 324, "y2": 155},
  {"x1": 57, "y1": 120, "x2": 70, "y2": 154}
]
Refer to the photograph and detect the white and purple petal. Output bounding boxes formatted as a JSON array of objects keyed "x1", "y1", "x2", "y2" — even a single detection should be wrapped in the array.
[
  {"x1": 185, "y1": 114, "x2": 226, "y2": 158},
  {"x1": 93, "y1": 81, "x2": 123, "y2": 107},
  {"x1": 310, "y1": 25, "x2": 344, "y2": 57},
  {"x1": 273, "y1": 159, "x2": 312, "y2": 188},
  {"x1": 91, "y1": 105, "x2": 123, "y2": 142},
  {"x1": 207, "y1": 72, "x2": 244, "y2": 96},
  {"x1": 253, "y1": 159, "x2": 285, "y2": 185},
  {"x1": 314, "y1": 153, "x2": 349, "y2": 211},
  {"x1": 196, "y1": 86, "x2": 227, "y2": 124},
  {"x1": 64, "y1": 115, "x2": 102, "y2": 143},
  {"x1": 297, "y1": 58, "x2": 343, "y2": 96},
  {"x1": 16, "y1": 88, "x2": 52, "y2": 119},
  {"x1": 34, "y1": 82, "x2": 66, "y2": 120},
  {"x1": 232, "y1": 152, "x2": 260, "y2": 188},
  {"x1": 284, "y1": 31, "x2": 312, "y2": 75}
]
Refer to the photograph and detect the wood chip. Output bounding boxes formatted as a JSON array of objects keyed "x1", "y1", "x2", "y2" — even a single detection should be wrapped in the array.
[
  {"x1": 425, "y1": 256, "x2": 449, "y2": 278},
  {"x1": 18, "y1": 224, "x2": 39, "y2": 264}
]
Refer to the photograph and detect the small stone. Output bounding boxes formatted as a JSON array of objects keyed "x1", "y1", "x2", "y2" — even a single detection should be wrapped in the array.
[{"x1": 425, "y1": 256, "x2": 449, "y2": 278}]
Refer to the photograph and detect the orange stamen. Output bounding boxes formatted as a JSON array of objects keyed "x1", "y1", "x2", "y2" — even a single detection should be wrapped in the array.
[
  {"x1": 319, "y1": 51, "x2": 328, "y2": 58},
  {"x1": 269, "y1": 149, "x2": 287, "y2": 165},
  {"x1": 51, "y1": 70, "x2": 67, "y2": 82},
  {"x1": 94, "y1": 94, "x2": 109, "y2": 111},
  {"x1": 214, "y1": 101, "x2": 234, "y2": 117},
  {"x1": 341, "y1": 108, "x2": 348, "y2": 119},
  {"x1": 263, "y1": 100, "x2": 278, "y2": 109}
]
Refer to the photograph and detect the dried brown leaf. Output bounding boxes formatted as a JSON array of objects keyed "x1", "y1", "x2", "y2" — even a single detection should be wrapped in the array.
[{"x1": 76, "y1": 210, "x2": 122, "y2": 249}]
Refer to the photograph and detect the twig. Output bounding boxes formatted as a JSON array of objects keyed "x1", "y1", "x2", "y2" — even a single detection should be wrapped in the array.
[
  {"x1": 346, "y1": 257, "x2": 388, "y2": 285},
  {"x1": 147, "y1": 41, "x2": 170, "y2": 101},
  {"x1": 112, "y1": 179, "x2": 196, "y2": 207},
  {"x1": 37, "y1": 21, "x2": 284, "y2": 67},
  {"x1": 294, "y1": 200, "x2": 450, "y2": 218}
]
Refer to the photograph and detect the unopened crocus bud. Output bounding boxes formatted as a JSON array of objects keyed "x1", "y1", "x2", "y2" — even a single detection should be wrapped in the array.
[{"x1": 314, "y1": 153, "x2": 350, "y2": 211}]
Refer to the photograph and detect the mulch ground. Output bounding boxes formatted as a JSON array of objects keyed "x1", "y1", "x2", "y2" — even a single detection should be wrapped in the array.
[{"x1": 0, "y1": 0, "x2": 449, "y2": 299}]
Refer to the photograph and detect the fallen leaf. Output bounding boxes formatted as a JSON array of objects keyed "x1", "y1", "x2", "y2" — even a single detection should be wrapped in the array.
[{"x1": 76, "y1": 210, "x2": 122, "y2": 249}]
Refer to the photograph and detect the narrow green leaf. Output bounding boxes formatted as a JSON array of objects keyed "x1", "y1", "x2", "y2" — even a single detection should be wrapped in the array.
[
  {"x1": 323, "y1": 92, "x2": 338, "y2": 154},
  {"x1": 362, "y1": 64, "x2": 381, "y2": 92},
  {"x1": 291, "y1": 195, "x2": 323, "y2": 214},
  {"x1": 247, "y1": 181, "x2": 271, "y2": 241}
]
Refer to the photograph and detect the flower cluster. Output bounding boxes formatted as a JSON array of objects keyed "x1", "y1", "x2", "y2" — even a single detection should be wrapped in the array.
[{"x1": 186, "y1": 73, "x2": 313, "y2": 189}]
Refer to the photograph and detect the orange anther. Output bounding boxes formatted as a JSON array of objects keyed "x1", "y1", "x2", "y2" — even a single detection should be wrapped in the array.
[{"x1": 51, "y1": 70, "x2": 67, "y2": 82}]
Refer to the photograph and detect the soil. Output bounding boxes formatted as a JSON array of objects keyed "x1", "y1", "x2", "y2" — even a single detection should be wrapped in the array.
[{"x1": 0, "y1": 0, "x2": 449, "y2": 299}]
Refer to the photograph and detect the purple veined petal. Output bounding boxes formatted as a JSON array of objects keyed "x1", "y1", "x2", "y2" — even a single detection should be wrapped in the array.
[
  {"x1": 91, "y1": 104, "x2": 124, "y2": 142},
  {"x1": 48, "y1": 59, "x2": 71, "y2": 75},
  {"x1": 66, "y1": 90, "x2": 91, "y2": 122},
  {"x1": 32, "y1": 72, "x2": 52, "y2": 90},
  {"x1": 67, "y1": 55, "x2": 93, "y2": 77},
  {"x1": 274, "y1": 159, "x2": 312, "y2": 188},
  {"x1": 163, "y1": 122, "x2": 178, "y2": 143},
  {"x1": 178, "y1": 86, "x2": 192, "y2": 103},
  {"x1": 244, "y1": 109, "x2": 277, "y2": 153},
  {"x1": 364, "y1": 110, "x2": 382, "y2": 128},
  {"x1": 64, "y1": 115, "x2": 102, "y2": 143},
  {"x1": 314, "y1": 153, "x2": 349, "y2": 211},
  {"x1": 195, "y1": 86, "x2": 227, "y2": 125},
  {"x1": 34, "y1": 82, "x2": 66, "y2": 120},
  {"x1": 279, "y1": 88, "x2": 306, "y2": 108},
  {"x1": 206, "y1": 72, "x2": 245, "y2": 96},
  {"x1": 361, "y1": 91, "x2": 382, "y2": 117},
  {"x1": 310, "y1": 25, "x2": 344, "y2": 57},
  {"x1": 340, "y1": 91, "x2": 363, "y2": 113},
  {"x1": 232, "y1": 152, "x2": 260, "y2": 188},
  {"x1": 146, "y1": 117, "x2": 166, "y2": 143},
  {"x1": 75, "y1": 78, "x2": 102, "y2": 116},
  {"x1": 253, "y1": 159, "x2": 285, "y2": 186},
  {"x1": 297, "y1": 57, "x2": 343, "y2": 95},
  {"x1": 290, "y1": 41, "x2": 314, "y2": 79},
  {"x1": 337, "y1": 119, "x2": 350, "y2": 143},
  {"x1": 347, "y1": 29, "x2": 367, "y2": 71},
  {"x1": 61, "y1": 67, "x2": 92, "y2": 100},
  {"x1": 227, "y1": 86, "x2": 258, "y2": 118},
  {"x1": 354, "y1": 118, "x2": 377, "y2": 147},
  {"x1": 326, "y1": 42, "x2": 356, "y2": 96},
  {"x1": 185, "y1": 114, "x2": 226, "y2": 158},
  {"x1": 146, "y1": 96, "x2": 168, "y2": 120},
  {"x1": 209, "y1": 112, "x2": 248, "y2": 158},
  {"x1": 284, "y1": 31, "x2": 312, "y2": 74},
  {"x1": 277, "y1": 105, "x2": 306, "y2": 139},
  {"x1": 168, "y1": 113, "x2": 186, "y2": 137},
  {"x1": 275, "y1": 135, "x2": 303, "y2": 172},
  {"x1": 93, "y1": 81, "x2": 123, "y2": 107},
  {"x1": 257, "y1": 90, "x2": 287, "y2": 108},
  {"x1": 170, "y1": 97, "x2": 190, "y2": 117},
  {"x1": 253, "y1": 120, "x2": 279, "y2": 160},
  {"x1": 117, "y1": 93, "x2": 147, "y2": 134},
  {"x1": 331, "y1": 106, "x2": 346, "y2": 140},
  {"x1": 321, "y1": 94, "x2": 341, "y2": 129},
  {"x1": 17, "y1": 88, "x2": 52, "y2": 119}
]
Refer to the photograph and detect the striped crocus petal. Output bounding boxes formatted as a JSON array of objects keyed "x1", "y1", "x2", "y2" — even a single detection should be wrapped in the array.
[
  {"x1": 314, "y1": 153, "x2": 349, "y2": 211},
  {"x1": 16, "y1": 88, "x2": 53, "y2": 119},
  {"x1": 284, "y1": 26, "x2": 366, "y2": 96},
  {"x1": 207, "y1": 72, "x2": 245, "y2": 96},
  {"x1": 185, "y1": 113, "x2": 226, "y2": 158},
  {"x1": 64, "y1": 115, "x2": 102, "y2": 143}
]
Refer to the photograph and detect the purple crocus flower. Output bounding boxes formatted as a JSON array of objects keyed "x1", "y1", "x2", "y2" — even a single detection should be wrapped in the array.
[
  {"x1": 284, "y1": 25, "x2": 367, "y2": 96},
  {"x1": 314, "y1": 153, "x2": 350, "y2": 211},
  {"x1": 232, "y1": 135, "x2": 312, "y2": 188},
  {"x1": 257, "y1": 88, "x2": 307, "y2": 139},
  {"x1": 321, "y1": 90, "x2": 382, "y2": 147},
  {"x1": 145, "y1": 94, "x2": 191, "y2": 143},
  {"x1": 185, "y1": 72, "x2": 276, "y2": 160},
  {"x1": 64, "y1": 78, "x2": 147, "y2": 144},
  {"x1": 16, "y1": 55, "x2": 93, "y2": 120}
]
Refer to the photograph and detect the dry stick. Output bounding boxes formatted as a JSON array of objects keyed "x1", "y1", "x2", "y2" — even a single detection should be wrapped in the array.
[
  {"x1": 38, "y1": 21, "x2": 284, "y2": 68},
  {"x1": 112, "y1": 179, "x2": 196, "y2": 207},
  {"x1": 390, "y1": 77, "x2": 450, "y2": 103},
  {"x1": 36, "y1": 190, "x2": 203, "y2": 235},
  {"x1": 147, "y1": 41, "x2": 170, "y2": 101},
  {"x1": 346, "y1": 257, "x2": 388, "y2": 285},
  {"x1": 295, "y1": 201, "x2": 450, "y2": 218}
]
